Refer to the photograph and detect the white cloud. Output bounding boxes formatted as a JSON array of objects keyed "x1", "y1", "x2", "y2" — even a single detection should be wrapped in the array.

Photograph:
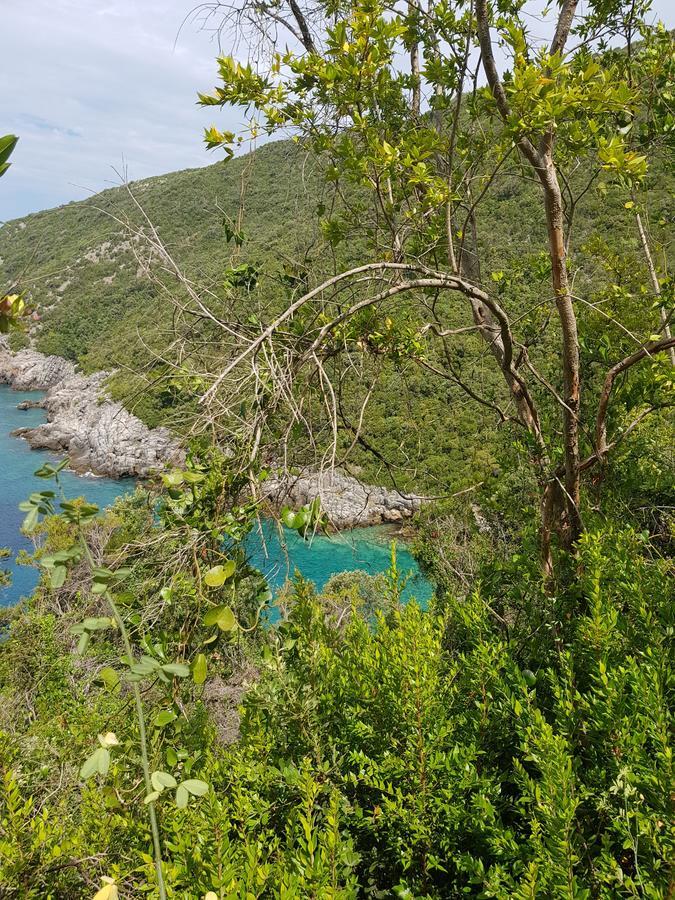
[{"x1": 1, "y1": 0, "x2": 239, "y2": 220}]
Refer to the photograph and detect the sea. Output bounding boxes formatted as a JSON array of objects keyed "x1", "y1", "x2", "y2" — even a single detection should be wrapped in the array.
[{"x1": 0, "y1": 383, "x2": 431, "y2": 607}]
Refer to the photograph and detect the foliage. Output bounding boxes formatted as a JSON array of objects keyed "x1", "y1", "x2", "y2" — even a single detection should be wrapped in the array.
[
  {"x1": 0, "y1": 522, "x2": 672, "y2": 897},
  {"x1": 0, "y1": 135, "x2": 18, "y2": 179}
]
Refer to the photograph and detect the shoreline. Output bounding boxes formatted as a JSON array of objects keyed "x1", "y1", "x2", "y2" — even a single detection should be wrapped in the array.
[
  {"x1": 0, "y1": 343, "x2": 423, "y2": 530},
  {"x1": 0, "y1": 343, "x2": 184, "y2": 478}
]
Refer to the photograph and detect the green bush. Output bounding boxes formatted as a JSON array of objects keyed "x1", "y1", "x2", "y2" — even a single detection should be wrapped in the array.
[{"x1": 0, "y1": 526, "x2": 671, "y2": 897}]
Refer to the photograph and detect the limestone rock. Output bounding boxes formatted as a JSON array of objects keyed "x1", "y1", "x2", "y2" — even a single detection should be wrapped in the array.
[
  {"x1": 0, "y1": 344, "x2": 75, "y2": 390},
  {"x1": 1, "y1": 341, "x2": 183, "y2": 478},
  {"x1": 264, "y1": 470, "x2": 421, "y2": 529}
]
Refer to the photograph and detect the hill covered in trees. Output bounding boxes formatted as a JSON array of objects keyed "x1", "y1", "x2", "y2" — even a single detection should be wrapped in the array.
[
  {"x1": 1, "y1": 135, "x2": 672, "y2": 500},
  {"x1": 0, "y1": 4, "x2": 674, "y2": 896}
]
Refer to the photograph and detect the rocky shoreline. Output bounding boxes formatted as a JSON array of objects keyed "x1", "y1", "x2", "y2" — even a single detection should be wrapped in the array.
[
  {"x1": 263, "y1": 471, "x2": 421, "y2": 530},
  {"x1": 0, "y1": 343, "x2": 184, "y2": 478},
  {"x1": 0, "y1": 343, "x2": 422, "y2": 527}
]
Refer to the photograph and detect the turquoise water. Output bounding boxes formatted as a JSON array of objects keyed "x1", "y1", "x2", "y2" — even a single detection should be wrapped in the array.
[
  {"x1": 0, "y1": 384, "x2": 135, "y2": 605},
  {"x1": 247, "y1": 519, "x2": 432, "y2": 603},
  {"x1": 1, "y1": 384, "x2": 432, "y2": 607}
]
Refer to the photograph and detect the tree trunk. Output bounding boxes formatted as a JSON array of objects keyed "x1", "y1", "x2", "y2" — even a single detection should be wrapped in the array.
[
  {"x1": 538, "y1": 155, "x2": 582, "y2": 548},
  {"x1": 635, "y1": 209, "x2": 675, "y2": 367}
]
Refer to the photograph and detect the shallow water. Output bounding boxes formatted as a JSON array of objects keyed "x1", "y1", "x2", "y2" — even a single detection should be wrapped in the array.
[
  {"x1": 247, "y1": 519, "x2": 432, "y2": 604},
  {"x1": 0, "y1": 384, "x2": 432, "y2": 607}
]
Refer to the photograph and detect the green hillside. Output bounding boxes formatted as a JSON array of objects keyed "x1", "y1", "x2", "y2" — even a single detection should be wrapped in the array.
[
  {"x1": 1, "y1": 138, "x2": 672, "y2": 498},
  {"x1": 0, "y1": 140, "x2": 323, "y2": 368}
]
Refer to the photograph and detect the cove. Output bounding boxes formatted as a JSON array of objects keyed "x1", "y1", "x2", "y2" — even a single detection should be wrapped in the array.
[
  {"x1": 1, "y1": 384, "x2": 432, "y2": 607},
  {"x1": 246, "y1": 519, "x2": 432, "y2": 604}
]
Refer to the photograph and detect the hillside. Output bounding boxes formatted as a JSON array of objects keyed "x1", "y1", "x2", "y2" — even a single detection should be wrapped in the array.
[
  {"x1": 0, "y1": 140, "x2": 323, "y2": 369},
  {"x1": 1, "y1": 137, "x2": 672, "y2": 497}
]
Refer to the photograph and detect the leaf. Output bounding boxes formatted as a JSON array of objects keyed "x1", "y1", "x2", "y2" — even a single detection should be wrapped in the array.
[
  {"x1": 0, "y1": 135, "x2": 18, "y2": 168},
  {"x1": 161, "y1": 662, "x2": 190, "y2": 678},
  {"x1": 131, "y1": 656, "x2": 160, "y2": 676},
  {"x1": 203, "y1": 560, "x2": 236, "y2": 587},
  {"x1": 93, "y1": 879, "x2": 118, "y2": 900},
  {"x1": 151, "y1": 770, "x2": 178, "y2": 791},
  {"x1": 21, "y1": 506, "x2": 39, "y2": 532},
  {"x1": 175, "y1": 784, "x2": 189, "y2": 809},
  {"x1": 163, "y1": 469, "x2": 185, "y2": 487},
  {"x1": 203, "y1": 605, "x2": 236, "y2": 632},
  {"x1": 153, "y1": 709, "x2": 178, "y2": 728},
  {"x1": 144, "y1": 791, "x2": 161, "y2": 804},
  {"x1": 77, "y1": 632, "x2": 91, "y2": 656},
  {"x1": 281, "y1": 507, "x2": 298, "y2": 529},
  {"x1": 95, "y1": 667, "x2": 120, "y2": 693},
  {"x1": 80, "y1": 747, "x2": 110, "y2": 780},
  {"x1": 49, "y1": 565, "x2": 67, "y2": 589},
  {"x1": 192, "y1": 652, "x2": 207, "y2": 685},
  {"x1": 81, "y1": 617, "x2": 113, "y2": 632},
  {"x1": 182, "y1": 471, "x2": 206, "y2": 484},
  {"x1": 182, "y1": 778, "x2": 209, "y2": 797},
  {"x1": 166, "y1": 747, "x2": 178, "y2": 767}
]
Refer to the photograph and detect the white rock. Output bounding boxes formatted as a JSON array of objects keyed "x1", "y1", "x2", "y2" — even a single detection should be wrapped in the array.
[{"x1": 0, "y1": 341, "x2": 183, "y2": 478}]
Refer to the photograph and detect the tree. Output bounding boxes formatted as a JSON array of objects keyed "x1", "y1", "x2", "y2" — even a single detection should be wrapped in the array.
[
  {"x1": 0, "y1": 135, "x2": 25, "y2": 333},
  {"x1": 171, "y1": 0, "x2": 674, "y2": 576}
]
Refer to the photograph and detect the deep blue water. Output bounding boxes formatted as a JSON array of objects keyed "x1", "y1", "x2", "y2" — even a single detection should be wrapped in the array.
[
  {"x1": 1, "y1": 384, "x2": 431, "y2": 607},
  {"x1": 0, "y1": 384, "x2": 135, "y2": 605}
]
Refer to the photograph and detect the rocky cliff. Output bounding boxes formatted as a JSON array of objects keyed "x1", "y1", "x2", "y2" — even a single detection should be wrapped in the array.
[
  {"x1": 0, "y1": 343, "x2": 184, "y2": 478},
  {"x1": 0, "y1": 343, "x2": 421, "y2": 526}
]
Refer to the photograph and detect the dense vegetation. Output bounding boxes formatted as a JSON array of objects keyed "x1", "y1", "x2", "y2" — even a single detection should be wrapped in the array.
[
  {"x1": 0, "y1": 487, "x2": 672, "y2": 897},
  {"x1": 0, "y1": 0, "x2": 673, "y2": 897}
]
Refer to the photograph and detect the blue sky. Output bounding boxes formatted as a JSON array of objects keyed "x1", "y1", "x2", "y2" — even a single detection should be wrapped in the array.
[{"x1": 2, "y1": 0, "x2": 673, "y2": 222}]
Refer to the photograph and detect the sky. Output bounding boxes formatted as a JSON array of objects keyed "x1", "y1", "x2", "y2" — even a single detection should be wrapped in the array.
[{"x1": 1, "y1": 0, "x2": 674, "y2": 222}]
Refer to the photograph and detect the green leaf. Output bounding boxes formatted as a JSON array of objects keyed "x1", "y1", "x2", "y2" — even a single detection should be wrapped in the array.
[
  {"x1": 182, "y1": 471, "x2": 206, "y2": 484},
  {"x1": 175, "y1": 784, "x2": 189, "y2": 809},
  {"x1": 161, "y1": 662, "x2": 190, "y2": 678},
  {"x1": 203, "y1": 560, "x2": 236, "y2": 587},
  {"x1": 95, "y1": 667, "x2": 121, "y2": 693},
  {"x1": 80, "y1": 747, "x2": 110, "y2": 780},
  {"x1": 166, "y1": 748, "x2": 178, "y2": 767},
  {"x1": 153, "y1": 709, "x2": 178, "y2": 728},
  {"x1": 281, "y1": 507, "x2": 298, "y2": 529},
  {"x1": 0, "y1": 135, "x2": 18, "y2": 169},
  {"x1": 130, "y1": 656, "x2": 160, "y2": 676},
  {"x1": 21, "y1": 506, "x2": 39, "y2": 532},
  {"x1": 203, "y1": 605, "x2": 236, "y2": 632},
  {"x1": 182, "y1": 778, "x2": 209, "y2": 797},
  {"x1": 151, "y1": 770, "x2": 178, "y2": 792},
  {"x1": 144, "y1": 791, "x2": 161, "y2": 804},
  {"x1": 191, "y1": 652, "x2": 207, "y2": 685},
  {"x1": 49, "y1": 565, "x2": 67, "y2": 589},
  {"x1": 163, "y1": 470, "x2": 185, "y2": 487},
  {"x1": 76, "y1": 632, "x2": 91, "y2": 656},
  {"x1": 80, "y1": 617, "x2": 114, "y2": 632}
]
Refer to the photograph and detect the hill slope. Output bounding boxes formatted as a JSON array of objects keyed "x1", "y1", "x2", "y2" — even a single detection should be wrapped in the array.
[{"x1": 1, "y1": 138, "x2": 672, "y2": 497}]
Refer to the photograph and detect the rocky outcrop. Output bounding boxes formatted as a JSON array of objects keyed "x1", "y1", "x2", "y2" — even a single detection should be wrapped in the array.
[
  {"x1": 0, "y1": 343, "x2": 421, "y2": 519},
  {"x1": 0, "y1": 346, "x2": 75, "y2": 390},
  {"x1": 264, "y1": 470, "x2": 421, "y2": 529},
  {"x1": 0, "y1": 342, "x2": 183, "y2": 478}
]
